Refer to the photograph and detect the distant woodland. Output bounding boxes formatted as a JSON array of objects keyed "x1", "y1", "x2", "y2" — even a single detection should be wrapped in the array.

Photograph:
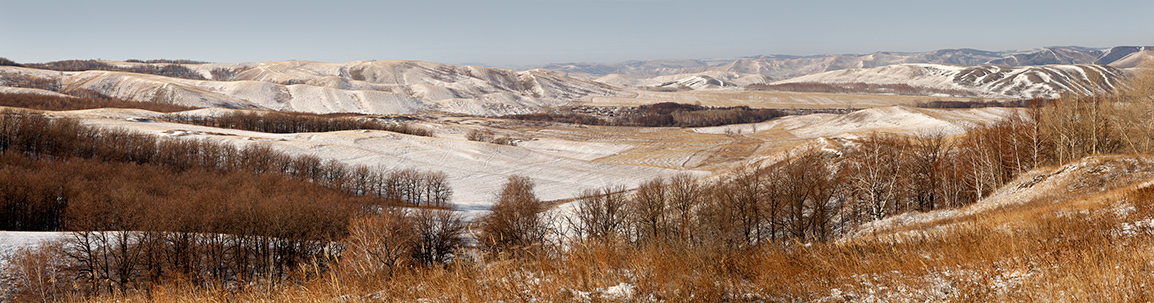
[{"x1": 504, "y1": 102, "x2": 787, "y2": 127}]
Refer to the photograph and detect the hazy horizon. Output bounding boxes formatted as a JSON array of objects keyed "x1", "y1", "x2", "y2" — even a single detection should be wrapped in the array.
[{"x1": 3, "y1": 0, "x2": 1152, "y2": 66}]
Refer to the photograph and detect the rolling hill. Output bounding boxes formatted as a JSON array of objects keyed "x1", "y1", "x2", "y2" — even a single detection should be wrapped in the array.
[
  {"x1": 0, "y1": 60, "x2": 632, "y2": 116},
  {"x1": 534, "y1": 46, "x2": 1150, "y2": 80},
  {"x1": 769, "y1": 63, "x2": 1126, "y2": 99}
]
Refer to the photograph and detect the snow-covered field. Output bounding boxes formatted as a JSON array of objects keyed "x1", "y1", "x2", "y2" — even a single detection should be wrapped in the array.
[{"x1": 61, "y1": 108, "x2": 707, "y2": 218}]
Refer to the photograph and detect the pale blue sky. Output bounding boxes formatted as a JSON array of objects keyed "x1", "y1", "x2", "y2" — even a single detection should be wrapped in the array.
[{"x1": 2, "y1": 0, "x2": 1151, "y2": 66}]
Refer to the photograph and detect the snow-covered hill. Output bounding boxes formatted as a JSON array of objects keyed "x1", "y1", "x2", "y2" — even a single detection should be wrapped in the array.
[
  {"x1": 534, "y1": 46, "x2": 1149, "y2": 80},
  {"x1": 771, "y1": 64, "x2": 1126, "y2": 99},
  {"x1": 0, "y1": 61, "x2": 632, "y2": 116},
  {"x1": 596, "y1": 71, "x2": 762, "y2": 90}
]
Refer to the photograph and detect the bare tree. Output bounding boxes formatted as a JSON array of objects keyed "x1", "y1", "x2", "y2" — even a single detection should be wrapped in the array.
[
  {"x1": 342, "y1": 208, "x2": 416, "y2": 277},
  {"x1": 571, "y1": 186, "x2": 629, "y2": 242},
  {"x1": 410, "y1": 208, "x2": 467, "y2": 265},
  {"x1": 630, "y1": 178, "x2": 670, "y2": 244},
  {"x1": 477, "y1": 175, "x2": 547, "y2": 256}
]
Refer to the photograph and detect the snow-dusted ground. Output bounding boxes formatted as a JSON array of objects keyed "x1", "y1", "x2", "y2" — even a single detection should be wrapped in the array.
[
  {"x1": 0, "y1": 231, "x2": 69, "y2": 273},
  {"x1": 693, "y1": 106, "x2": 1017, "y2": 139},
  {"x1": 61, "y1": 108, "x2": 706, "y2": 218}
]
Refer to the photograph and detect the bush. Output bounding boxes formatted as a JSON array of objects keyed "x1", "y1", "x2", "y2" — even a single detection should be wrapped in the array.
[
  {"x1": 466, "y1": 129, "x2": 518, "y2": 145},
  {"x1": 478, "y1": 175, "x2": 549, "y2": 256}
]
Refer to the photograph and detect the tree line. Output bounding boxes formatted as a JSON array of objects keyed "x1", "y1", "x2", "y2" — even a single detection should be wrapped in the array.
[
  {"x1": 0, "y1": 109, "x2": 453, "y2": 231},
  {"x1": 0, "y1": 108, "x2": 461, "y2": 297},
  {"x1": 161, "y1": 111, "x2": 434, "y2": 137},
  {"x1": 0, "y1": 92, "x2": 196, "y2": 112},
  {"x1": 503, "y1": 102, "x2": 786, "y2": 128},
  {"x1": 22, "y1": 60, "x2": 207, "y2": 80}
]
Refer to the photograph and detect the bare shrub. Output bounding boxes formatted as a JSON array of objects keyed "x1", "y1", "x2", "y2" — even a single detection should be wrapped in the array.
[
  {"x1": 341, "y1": 209, "x2": 417, "y2": 278},
  {"x1": 571, "y1": 186, "x2": 629, "y2": 242},
  {"x1": 466, "y1": 129, "x2": 518, "y2": 146},
  {"x1": 409, "y1": 208, "x2": 467, "y2": 266},
  {"x1": 478, "y1": 175, "x2": 548, "y2": 255}
]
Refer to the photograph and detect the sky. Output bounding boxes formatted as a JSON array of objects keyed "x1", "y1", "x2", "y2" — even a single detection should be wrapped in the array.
[{"x1": 2, "y1": 0, "x2": 1152, "y2": 67}]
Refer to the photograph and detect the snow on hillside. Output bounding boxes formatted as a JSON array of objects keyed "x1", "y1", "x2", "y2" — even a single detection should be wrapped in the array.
[
  {"x1": 1110, "y1": 50, "x2": 1154, "y2": 69},
  {"x1": 595, "y1": 71, "x2": 767, "y2": 90},
  {"x1": 0, "y1": 61, "x2": 632, "y2": 116},
  {"x1": 752, "y1": 106, "x2": 1015, "y2": 139},
  {"x1": 773, "y1": 63, "x2": 1125, "y2": 99},
  {"x1": 530, "y1": 46, "x2": 1137, "y2": 79}
]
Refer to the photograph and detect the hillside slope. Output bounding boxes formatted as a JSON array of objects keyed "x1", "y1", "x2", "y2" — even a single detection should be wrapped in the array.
[
  {"x1": 535, "y1": 46, "x2": 1149, "y2": 79},
  {"x1": 771, "y1": 63, "x2": 1125, "y2": 99},
  {"x1": 0, "y1": 61, "x2": 632, "y2": 116}
]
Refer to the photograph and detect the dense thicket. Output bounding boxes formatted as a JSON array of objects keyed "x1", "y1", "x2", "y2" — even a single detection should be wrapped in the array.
[
  {"x1": 162, "y1": 111, "x2": 434, "y2": 137},
  {"x1": 0, "y1": 92, "x2": 196, "y2": 112},
  {"x1": 1, "y1": 151, "x2": 357, "y2": 291},
  {"x1": 0, "y1": 74, "x2": 61, "y2": 91},
  {"x1": 24, "y1": 60, "x2": 207, "y2": 80},
  {"x1": 0, "y1": 57, "x2": 21, "y2": 67},
  {"x1": 503, "y1": 102, "x2": 786, "y2": 127},
  {"x1": 0, "y1": 109, "x2": 460, "y2": 297},
  {"x1": 0, "y1": 110, "x2": 450, "y2": 232}
]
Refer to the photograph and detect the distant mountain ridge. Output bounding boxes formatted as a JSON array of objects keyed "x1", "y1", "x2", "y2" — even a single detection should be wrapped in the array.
[{"x1": 531, "y1": 46, "x2": 1150, "y2": 80}]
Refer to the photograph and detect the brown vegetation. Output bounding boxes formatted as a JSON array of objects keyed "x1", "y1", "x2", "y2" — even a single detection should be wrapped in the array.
[
  {"x1": 0, "y1": 92, "x2": 197, "y2": 112},
  {"x1": 503, "y1": 102, "x2": 786, "y2": 127},
  {"x1": 465, "y1": 129, "x2": 518, "y2": 145},
  {"x1": 477, "y1": 175, "x2": 550, "y2": 256},
  {"x1": 162, "y1": 111, "x2": 434, "y2": 137},
  {"x1": 0, "y1": 110, "x2": 451, "y2": 233}
]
